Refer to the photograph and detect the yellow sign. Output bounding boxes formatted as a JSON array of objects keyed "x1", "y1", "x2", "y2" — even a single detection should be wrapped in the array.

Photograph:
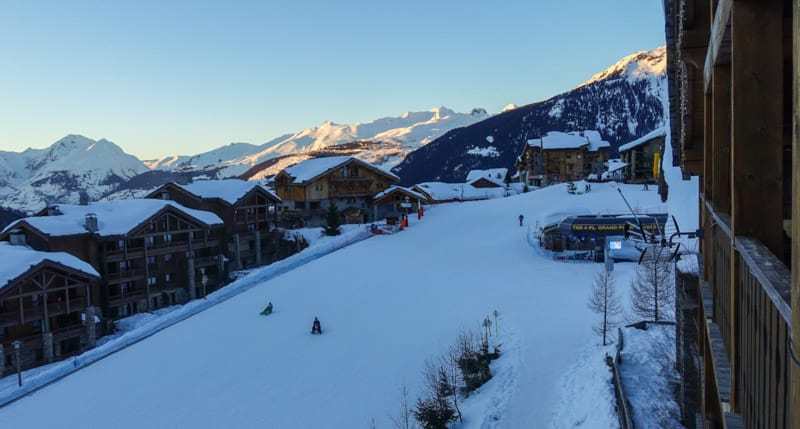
[{"x1": 653, "y1": 152, "x2": 661, "y2": 179}]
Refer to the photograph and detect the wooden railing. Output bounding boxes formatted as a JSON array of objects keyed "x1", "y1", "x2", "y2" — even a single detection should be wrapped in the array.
[
  {"x1": 712, "y1": 220, "x2": 733, "y2": 356},
  {"x1": 734, "y1": 237, "x2": 791, "y2": 429}
]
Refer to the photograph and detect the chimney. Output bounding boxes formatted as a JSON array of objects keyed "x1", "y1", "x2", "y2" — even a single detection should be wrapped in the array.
[{"x1": 84, "y1": 213, "x2": 99, "y2": 233}]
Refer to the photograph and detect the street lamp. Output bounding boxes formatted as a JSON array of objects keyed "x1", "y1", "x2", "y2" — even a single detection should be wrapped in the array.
[{"x1": 11, "y1": 340, "x2": 22, "y2": 387}]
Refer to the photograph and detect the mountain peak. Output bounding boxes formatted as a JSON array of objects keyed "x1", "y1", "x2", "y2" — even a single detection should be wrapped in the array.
[{"x1": 582, "y1": 46, "x2": 666, "y2": 87}]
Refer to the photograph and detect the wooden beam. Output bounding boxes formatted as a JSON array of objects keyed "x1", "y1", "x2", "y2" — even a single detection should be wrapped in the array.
[
  {"x1": 791, "y1": 1, "x2": 800, "y2": 427},
  {"x1": 731, "y1": 0, "x2": 785, "y2": 257},
  {"x1": 712, "y1": 64, "x2": 732, "y2": 214},
  {"x1": 704, "y1": 0, "x2": 733, "y2": 93}
]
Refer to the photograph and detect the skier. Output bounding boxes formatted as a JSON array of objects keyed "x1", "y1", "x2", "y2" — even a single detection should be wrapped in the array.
[
  {"x1": 260, "y1": 302, "x2": 273, "y2": 316},
  {"x1": 518, "y1": 214, "x2": 524, "y2": 226},
  {"x1": 311, "y1": 317, "x2": 322, "y2": 335}
]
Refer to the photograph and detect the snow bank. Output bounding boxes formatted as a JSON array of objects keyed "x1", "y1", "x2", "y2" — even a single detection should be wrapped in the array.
[{"x1": 0, "y1": 227, "x2": 371, "y2": 408}]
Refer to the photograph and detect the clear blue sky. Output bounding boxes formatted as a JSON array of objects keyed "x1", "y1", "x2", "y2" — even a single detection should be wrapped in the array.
[{"x1": 0, "y1": 1, "x2": 665, "y2": 159}]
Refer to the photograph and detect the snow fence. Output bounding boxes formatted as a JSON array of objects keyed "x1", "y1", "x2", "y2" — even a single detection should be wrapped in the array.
[{"x1": 0, "y1": 228, "x2": 372, "y2": 408}]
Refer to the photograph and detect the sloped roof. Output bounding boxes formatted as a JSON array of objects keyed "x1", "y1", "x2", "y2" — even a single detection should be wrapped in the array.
[
  {"x1": 0, "y1": 242, "x2": 99, "y2": 289},
  {"x1": 618, "y1": 127, "x2": 667, "y2": 153},
  {"x1": 279, "y1": 156, "x2": 400, "y2": 184},
  {"x1": 373, "y1": 186, "x2": 428, "y2": 203},
  {"x1": 3, "y1": 199, "x2": 223, "y2": 238},
  {"x1": 178, "y1": 179, "x2": 280, "y2": 204},
  {"x1": 412, "y1": 182, "x2": 508, "y2": 202},
  {"x1": 466, "y1": 168, "x2": 508, "y2": 183},
  {"x1": 526, "y1": 130, "x2": 610, "y2": 152}
]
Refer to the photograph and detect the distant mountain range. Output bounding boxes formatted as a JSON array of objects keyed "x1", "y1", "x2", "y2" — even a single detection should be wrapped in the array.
[
  {"x1": 0, "y1": 47, "x2": 666, "y2": 212},
  {"x1": 392, "y1": 47, "x2": 667, "y2": 184}
]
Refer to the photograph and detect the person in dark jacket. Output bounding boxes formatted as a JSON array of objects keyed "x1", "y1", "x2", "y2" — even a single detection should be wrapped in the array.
[
  {"x1": 311, "y1": 317, "x2": 322, "y2": 334},
  {"x1": 518, "y1": 214, "x2": 524, "y2": 226},
  {"x1": 260, "y1": 302, "x2": 273, "y2": 316}
]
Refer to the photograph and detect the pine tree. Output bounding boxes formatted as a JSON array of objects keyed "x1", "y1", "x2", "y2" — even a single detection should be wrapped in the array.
[
  {"x1": 587, "y1": 269, "x2": 623, "y2": 345},
  {"x1": 324, "y1": 204, "x2": 341, "y2": 236},
  {"x1": 630, "y1": 246, "x2": 674, "y2": 322}
]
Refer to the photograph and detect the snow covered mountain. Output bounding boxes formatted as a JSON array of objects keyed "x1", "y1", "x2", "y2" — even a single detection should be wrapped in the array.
[
  {"x1": 0, "y1": 135, "x2": 148, "y2": 211},
  {"x1": 149, "y1": 106, "x2": 489, "y2": 177},
  {"x1": 393, "y1": 47, "x2": 667, "y2": 185}
]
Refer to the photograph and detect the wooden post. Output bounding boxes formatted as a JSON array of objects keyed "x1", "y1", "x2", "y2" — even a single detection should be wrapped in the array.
[
  {"x1": 704, "y1": 92, "x2": 714, "y2": 282},
  {"x1": 731, "y1": 0, "x2": 785, "y2": 414},
  {"x1": 711, "y1": 64, "x2": 731, "y2": 214},
  {"x1": 730, "y1": 0, "x2": 785, "y2": 257},
  {"x1": 790, "y1": 1, "x2": 800, "y2": 427}
]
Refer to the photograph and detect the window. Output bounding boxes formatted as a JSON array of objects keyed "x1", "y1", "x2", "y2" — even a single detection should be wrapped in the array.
[
  {"x1": 148, "y1": 222, "x2": 156, "y2": 232},
  {"x1": 161, "y1": 192, "x2": 170, "y2": 200},
  {"x1": 146, "y1": 236, "x2": 155, "y2": 247},
  {"x1": 147, "y1": 256, "x2": 156, "y2": 265},
  {"x1": 248, "y1": 223, "x2": 256, "y2": 232},
  {"x1": 119, "y1": 261, "x2": 129, "y2": 271},
  {"x1": 164, "y1": 254, "x2": 173, "y2": 262},
  {"x1": 164, "y1": 233, "x2": 172, "y2": 243},
  {"x1": 117, "y1": 240, "x2": 125, "y2": 249},
  {"x1": 309, "y1": 201, "x2": 320, "y2": 210},
  {"x1": 315, "y1": 184, "x2": 323, "y2": 192},
  {"x1": 165, "y1": 273, "x2": 172, "y2": 282},
  {"x1": 147, "y1": 276, "x2": 157, "y2": 286}
]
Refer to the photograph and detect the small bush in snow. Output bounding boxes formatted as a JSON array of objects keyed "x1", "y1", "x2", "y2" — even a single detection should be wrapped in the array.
[{"x1": 324, "y1": 204, "x2": 342, "y2": 236}]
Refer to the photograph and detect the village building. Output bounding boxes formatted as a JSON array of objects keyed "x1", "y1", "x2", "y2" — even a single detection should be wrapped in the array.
[
  {"x1": 664, "y1": 0, "x2": 799, "y2": 427},
  {"x1": 617, "y1": 128, "x2": 665, "y2": 183},
  {"x1": 0, "y1": 242, "x2": 102, "y2": 373},
  {"x1": 411, "y1": 182, "x2": 509, "y2": 204},
  {"x1": 465, "y1": 168, "x2": 508, "y2": 188},
  {"x1": 273, "y1": 156, "x2": 399, "y2": 226},
  {"x1": 371, "y1": 186, "x2": 428, "y2": 221},
  {"x1": 145, "y1": 179, "x2": 294, "y2": 270},
  {"x1": 517, "y1": 130, "x2": 611, "y2": 186},
  {"x1": 0, "y1": 200, "x2": 226, "y2": 322}
]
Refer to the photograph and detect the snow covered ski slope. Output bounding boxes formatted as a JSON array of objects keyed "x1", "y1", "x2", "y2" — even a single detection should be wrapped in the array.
[{"x1": 0, "y1": 183, "x2": 664, "y2": 428}]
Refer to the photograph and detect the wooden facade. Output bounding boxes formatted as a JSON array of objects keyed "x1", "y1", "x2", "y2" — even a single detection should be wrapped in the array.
[
  {"x1": 666, "y1": 0, "x2": 798, "y2": 427},
  {"x1": 517, "y1": 142, "x2": 609, "y2": 186},
  {"x1": 619, "y1": 135, "x2": 664, "y2": 183},
  {"x1": 1, "y1": 205, "x2": 226, "y2": 323},
  {"x1": 274, "y1": 157, "x2": 399, "y2": 226},
  {"x1": 372, "y1": 187, "x2": 427, "y2": 221},
  {"x1": 146, "y1": 182, "x2": 288, "y2": 270},
  {"x1": 0, "y1": 257, "x2": 101, "y2": 373}
]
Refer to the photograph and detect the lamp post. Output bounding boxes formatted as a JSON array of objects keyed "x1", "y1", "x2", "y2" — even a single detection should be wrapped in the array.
[{"x1": 12, "y1": 340, "x2": 22, "y2": 387}]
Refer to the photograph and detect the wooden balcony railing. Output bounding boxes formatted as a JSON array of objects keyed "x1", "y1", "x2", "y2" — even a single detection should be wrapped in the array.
[{"x1": 734, "y1": 237, "x2": 791, "y2": 429}]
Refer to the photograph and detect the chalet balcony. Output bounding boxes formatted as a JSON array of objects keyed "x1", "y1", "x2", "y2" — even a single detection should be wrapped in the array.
[
  {"x1": 106, "y1": 268, "x2": 147, "y2": 284},
  {"x1": 0, "y1": 301, "x2": 89, "y2": 328},
  {"x1": 701, "y1": 202, "x2": 792, "y2": 428},
  {"x1": 194, "y1": 255, "x2": 220, "y2": 268},
  {"x1": 107, "y1": 289, "x2": 147, "y2": 307}
]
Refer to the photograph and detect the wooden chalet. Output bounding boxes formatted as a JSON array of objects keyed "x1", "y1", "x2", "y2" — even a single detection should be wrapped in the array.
[
  {"x1": 618, "y1": 128, "x2": 666, "y2": 183},
  {"x1": 372, "y1": 186, "x2": 428, "y2": 221},
  {"x1": 465, "y1": 169, "x2": 508, "y2": 189},
  {"x1": 0, "y1": 242, "x2": 101, "y2": 373},
  {"x1": 0, "y1": 200, "x2": 226, "y2": 323},
  {"x1": 146, "y1": 179, "x2": 290, "y2": 270},
  {"x1": 517, "y1": 130, "x2": 610, "y2": 186},
  {"x1": 273, "y1": 156, "x2": 400, "y2": 226},
  {"x1": 665, "y1": 0, "x2": 799, "y2": 427}
]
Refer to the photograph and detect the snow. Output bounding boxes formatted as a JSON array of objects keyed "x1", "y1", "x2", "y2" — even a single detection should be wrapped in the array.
[
  {"x1": 413, "y1": 181, "x2": 510, "y2": 202},
  {"x1": 0, "y1": 242, "x2": 99, "y2": 289},
  {"x1": 618, "y1": 127, "x2": 667, "y2": 153},
  {"x1": 527, "y1": 130, "x2": 610, "y2": 152},
  {"x1": 0, "y1": 182, "x2": 663, "y2": 428},
  {"x1": 2, "y1": 199, "x2": 223, "y2": 237},
  {"x1": 583, "y1": 46, "x2": 667, "y2": 86},
  {"x1": 372, "y1": 186, "x2": 428, "y2": 202},
  {"x1": 619, "y1": 324, "x2": 684, "y2": 428},
  {"x1": 502, "y1": 103, "x2": 519, "y2": 113},
  {"x1": 466, "y1": 146, "x2": 500, "y2": 158},
  {"x1": 279, "y1": 156, "x2": 399, "y2": 184},
  {"x1": 485, "y1": 135, "x2": 495, "y2": 143},
  {"x1": 178, "y1": 179, "x2": 279, "y2": 204},
  {"x1": 466, "y1": 168, "x2": 508, "y2": 184}
]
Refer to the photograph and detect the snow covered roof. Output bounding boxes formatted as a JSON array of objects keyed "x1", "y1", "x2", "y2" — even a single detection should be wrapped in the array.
[
  {"x1": 618, "y1": 128, "x2": 666, "y2": 153},
  {"x1": 278, "y1": 156, "x2": 400, "y2": 184},
  {"x1": 0, "y1": 242, "x2": 99, "y2": 290},
  {"x1": 373, "y1": 186, "x2": 428, "y2": 202},
  {"x1": 178, "y1": 179, "x2": 280, "y2": 204},
  {"x1": 412, "y1": 182, "x2": 508, "y2": 202},
  {"x1": 526, "y1": 130, "x2": 610, "y2": 152},
  {"x1": 3, "y1": 199, "x2": 223, "y2": 238},
  {"x1": 466, "y1": 168, "x2": 508, "y2": 183}
]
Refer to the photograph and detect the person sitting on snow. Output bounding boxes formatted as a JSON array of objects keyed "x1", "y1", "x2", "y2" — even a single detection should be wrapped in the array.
[
  {"x1": 311, "y1": 317, "x2": 322, "y2": 334},
  {"x1": 260, "y1": 302, "x2": 273, "y2": 316}
]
